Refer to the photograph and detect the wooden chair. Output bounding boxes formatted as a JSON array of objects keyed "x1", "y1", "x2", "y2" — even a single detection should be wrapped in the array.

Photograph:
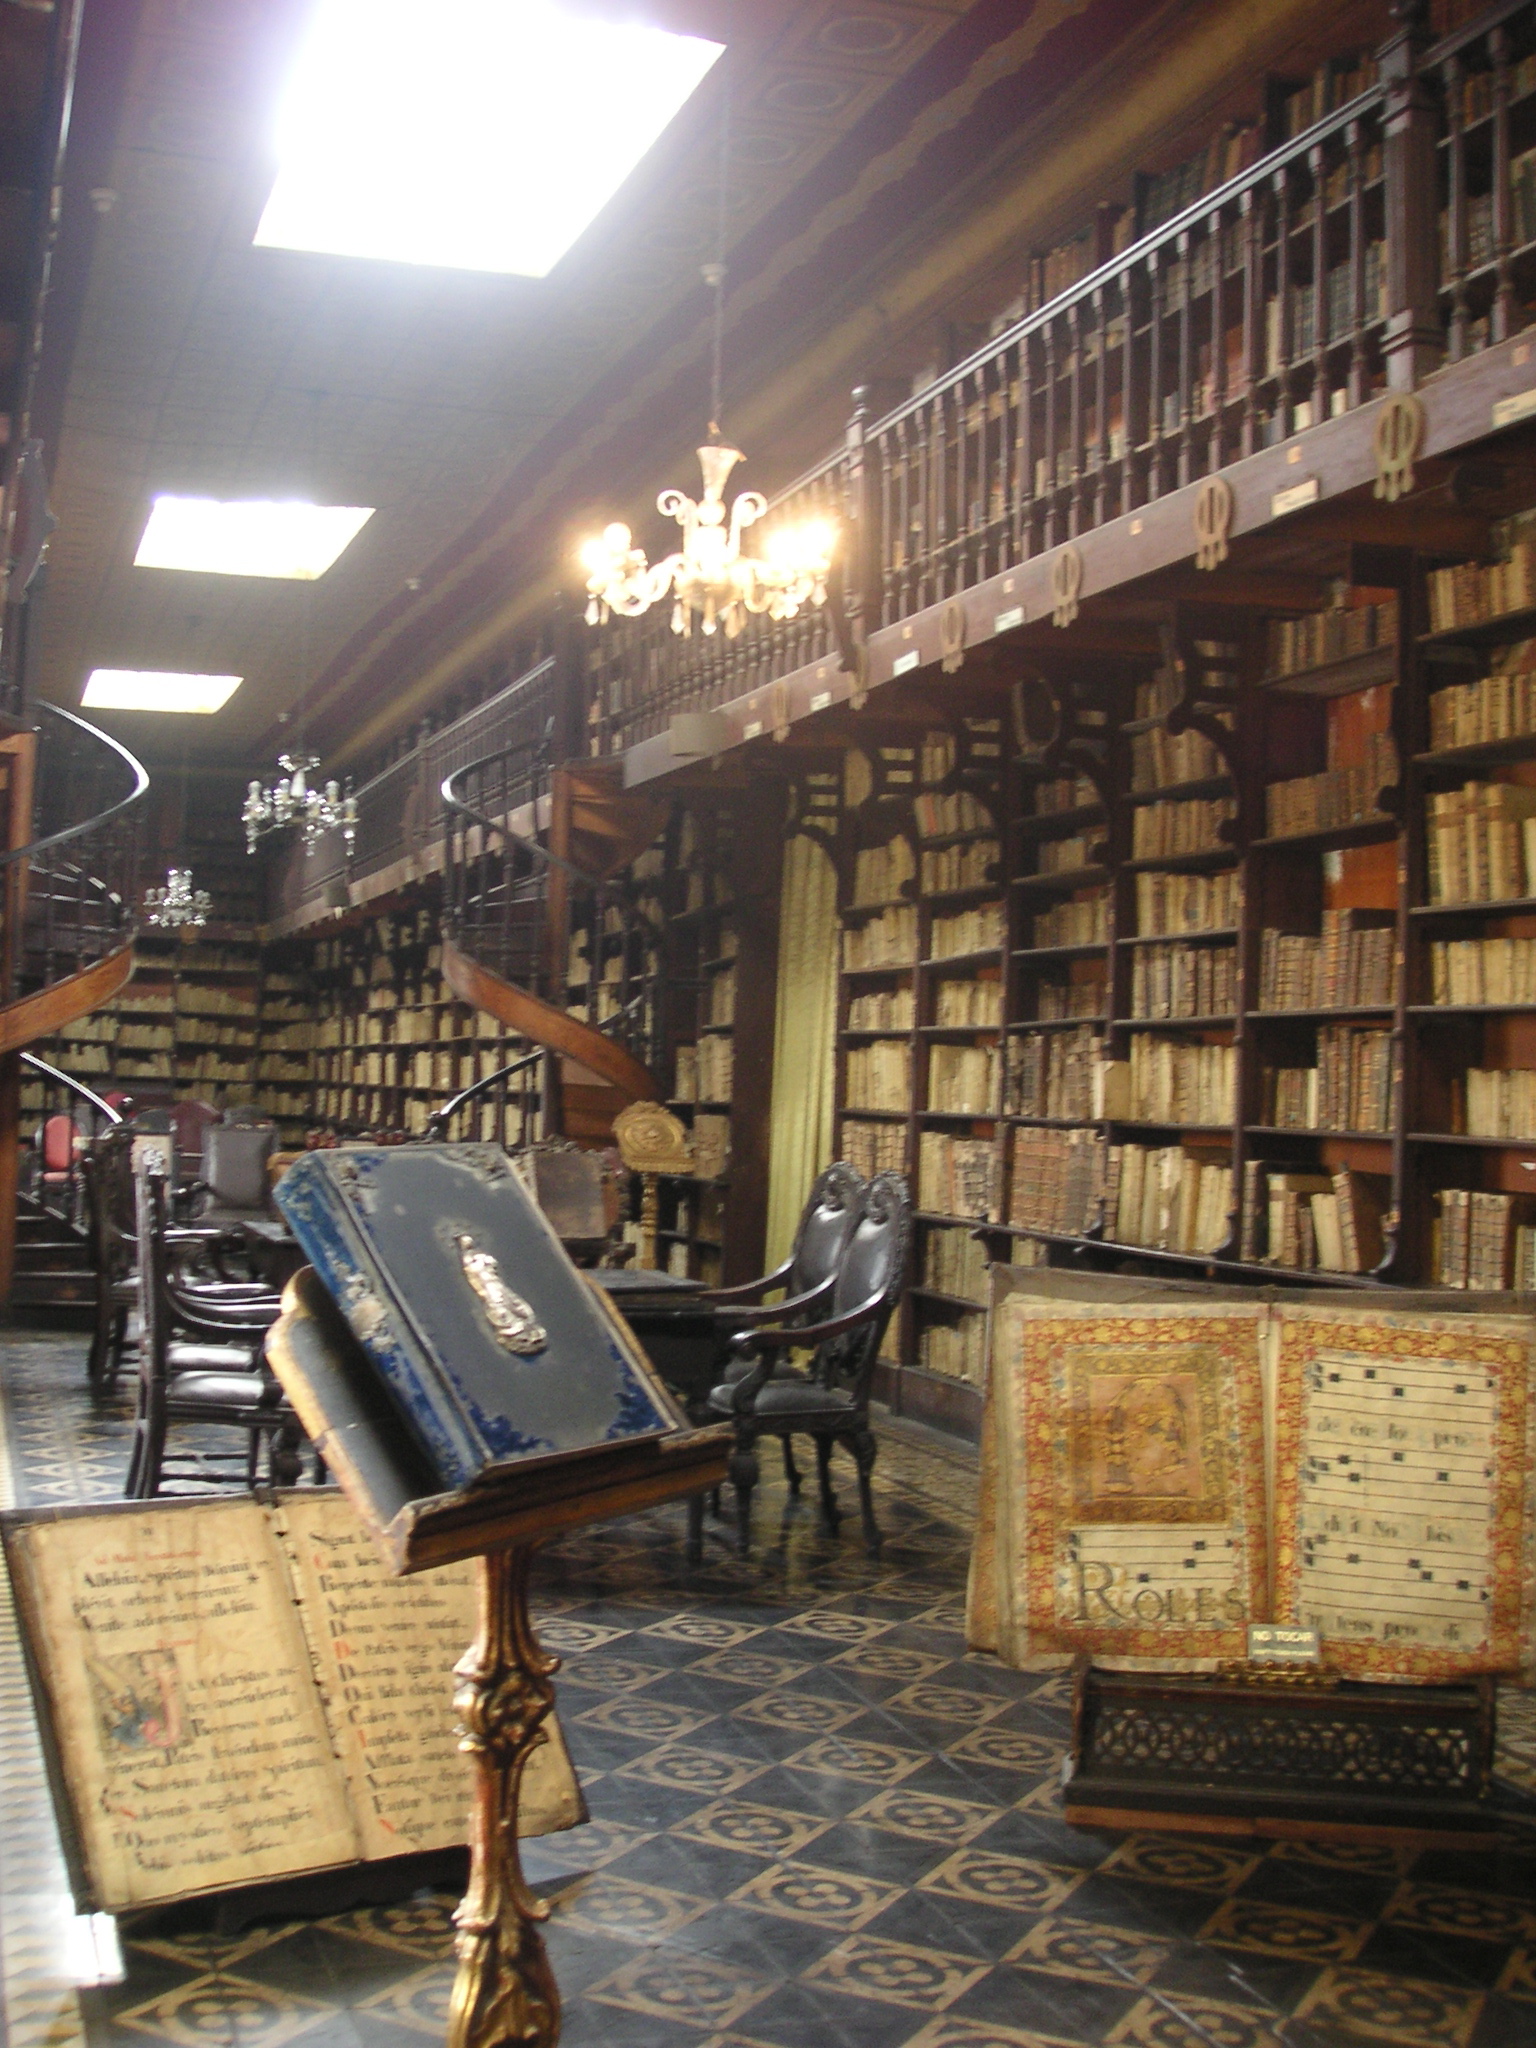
[
  {"x1": 705, "y1": 1170, "x2": 912, "y2": 1557},
  {"x1": 183, "y1": 1121, "x2": 276, "y2": 1234},
  {"x1": 82, "y1": 1128, "x2": 138, "y2": 1392},
  {"x1": 125, "y1": 1169, "x2": 302, "y2": 1500}
]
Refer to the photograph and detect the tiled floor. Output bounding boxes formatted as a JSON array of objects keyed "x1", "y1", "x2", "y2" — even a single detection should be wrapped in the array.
[{"x1": 3, "y1": 1326, "x2": 1536, "y2": 2048}]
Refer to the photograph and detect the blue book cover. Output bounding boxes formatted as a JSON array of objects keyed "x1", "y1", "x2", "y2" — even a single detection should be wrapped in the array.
[{"x1": 275, "y1": 1144, "x2": 680, "y2": 1490}]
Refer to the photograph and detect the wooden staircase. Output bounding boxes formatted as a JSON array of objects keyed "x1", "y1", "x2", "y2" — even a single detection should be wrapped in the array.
[
  {"x1": 440, "y1": 750, "x2": 667, "y2": 1143},
  {"x1": 0, "y1": 704, "x2": 148, "y2": 1305}
]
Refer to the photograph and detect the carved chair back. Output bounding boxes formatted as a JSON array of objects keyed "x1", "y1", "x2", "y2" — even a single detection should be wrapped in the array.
[
  {"x1": 786, "y1": 1160, "x2": 867, "y2": 1304},
  {"x1": 202, "y1": 1123, "x2": 275, "y2": 1211},
  {"x1": 809, "y1": 1171, "x2": 912, "y2": 1399}
]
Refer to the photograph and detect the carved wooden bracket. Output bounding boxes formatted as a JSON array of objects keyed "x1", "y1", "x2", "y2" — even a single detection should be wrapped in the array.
[
  {"x1": 1050, "y1": 544, "x2": 1083, "y2": 627},
  {"x1": 1193, "y1": 476, "x2": 1233, "y2": 570},
  {"x1": 1373, "y1": 392, "x2": 1425, "y2": 503}
]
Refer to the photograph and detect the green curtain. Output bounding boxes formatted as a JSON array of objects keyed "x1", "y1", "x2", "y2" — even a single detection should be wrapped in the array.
[{"x1": 764, "y1": 830, "x2": 839, "y2": 1272}]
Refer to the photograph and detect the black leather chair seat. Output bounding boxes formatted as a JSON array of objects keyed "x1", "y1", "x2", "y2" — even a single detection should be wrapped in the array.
[
  {"x1": 167, "y1": 1369, "x2": 272, "y2": 1406},
  {"x1": 168, "y1": 1341, "x2": 260, "y2": 1375},
  {"x1": 709, "y1": 1378, "x2": 854, "y2": 1421}
]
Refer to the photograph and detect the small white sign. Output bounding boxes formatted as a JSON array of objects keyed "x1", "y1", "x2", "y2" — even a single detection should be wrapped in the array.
[
  {"x1": 742, "y1": 720, "x2": 762, "y2": 739},
  {"x1": 1248, "y1": 1624, "x2": 1321, "y2": 1664},
  {"x1": 893, "y1": 649, "x2": 921, "y2": 675},
  {"x1": 1271, "y1": 475, "x2": 1319, "y2": 519},
  {"x1": 1493, "y1": 386, "x2": 1536, "y2": 430},
  {"x1": 994, "y1": 605, "x2": 1025, "y2": 634},
  {"x1": 810, "y1": 690, "x2": 832, "y2": 711}
]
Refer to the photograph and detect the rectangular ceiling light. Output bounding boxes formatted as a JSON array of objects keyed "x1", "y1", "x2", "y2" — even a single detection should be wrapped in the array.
[
  {"x1": 82, "y1": 671, "x2": 243, "y2": 715},
  {"x1": 253, "y1": 0, "x2": 724, "y2": 276},
  {"x1": 135, "y1": 496, "x2": 374, "y2": 580}
]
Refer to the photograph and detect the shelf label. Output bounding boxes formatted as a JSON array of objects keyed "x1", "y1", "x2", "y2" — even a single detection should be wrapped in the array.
[
  {"x1": 1492, "y1": 386, "x2": 1536, "y2": 430},
  {"x1": 893, "y1": 649, "x2": 921, "y2": 675},
  {"x1": 994, "y1": 605, "x2": 1024, "y2": 634},
  {"x1": 1270, "y1": 475, "x2": 1319, "y2": 519},
  {"x1": 742, "y1": 720, "x2": 762, "y2": 739},
  {"x1": 1247, "y1": 1624, "x2": 1320, "y2": 1665},
  {"x1": 809, "y1": 690, "x2": 832, "y2": 711}
]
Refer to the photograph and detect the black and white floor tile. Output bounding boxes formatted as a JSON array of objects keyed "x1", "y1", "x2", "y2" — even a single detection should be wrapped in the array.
[{"x1": 2, "y1": 1326, "x2": 1536, "y2": 2048}]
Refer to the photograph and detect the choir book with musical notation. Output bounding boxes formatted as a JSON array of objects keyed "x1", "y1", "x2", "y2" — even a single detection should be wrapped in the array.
[
  {"x1": 1, "y1": 1491, "x2": 583, "y2": 1914},
  {"x1": 968, "y1": 1280, "x2": 1536, "y2": 1685}
]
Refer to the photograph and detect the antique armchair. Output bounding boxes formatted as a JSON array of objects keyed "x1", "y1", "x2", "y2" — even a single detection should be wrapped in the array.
[
  {"x1": 125, "y1": 1170, "x2": 303, "y2": 1499},
  {"x1": 705, "y1": 1170, "x2": 912, "y2": 1556},
  {"x1": 182, "y1": 1119, "x2": 276, "y2": 1231}
]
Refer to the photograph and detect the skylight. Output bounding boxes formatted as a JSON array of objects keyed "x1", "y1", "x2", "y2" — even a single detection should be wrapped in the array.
[
  {"x1": 82, "y1": 672, "x2": 244, "y2": 715},
  {"x1": 253, "y1": 0, "x2": 724, "y2": 276},
  {"x1": 134, "y1": 497, "x2": 374, "y2": 580}
]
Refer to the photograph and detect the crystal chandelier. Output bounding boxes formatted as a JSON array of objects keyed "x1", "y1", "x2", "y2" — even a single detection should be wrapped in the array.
[
  {"x1": 581, "y1": 439, "x2": 834, "y2": 640},
  {"x1": 143, "y1": 867, "x2": 212, "y2": 931},
  {"x1": 242, "y1": 752, "x2": 357, "y2": 857}
]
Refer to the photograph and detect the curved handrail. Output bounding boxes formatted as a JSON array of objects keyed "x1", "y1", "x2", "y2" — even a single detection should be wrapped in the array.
[
  {"x1": 425, "y1": 1049, "x2": 543, "y2": 1142},
  {"x1": 20, "y1": 1051, "x2": 123, "y2": 1124},
  {"x1": 0, "y1": 702, "x2": 149, "y2": 870}
]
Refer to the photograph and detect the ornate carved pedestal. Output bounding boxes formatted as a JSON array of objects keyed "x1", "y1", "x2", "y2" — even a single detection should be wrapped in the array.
[{"x1": 447, "y1": 1547, "x2": 561, "y2": 2048}]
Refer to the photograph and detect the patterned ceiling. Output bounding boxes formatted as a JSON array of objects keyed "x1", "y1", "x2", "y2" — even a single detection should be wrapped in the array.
[{"x1": 28, "y1": 0, "x2": 981, "y2": 763}]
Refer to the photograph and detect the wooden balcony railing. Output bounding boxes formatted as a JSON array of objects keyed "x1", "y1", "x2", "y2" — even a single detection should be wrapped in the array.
[{"x1": 579, "y1": 0, "x2": 1536, "y2": 752}]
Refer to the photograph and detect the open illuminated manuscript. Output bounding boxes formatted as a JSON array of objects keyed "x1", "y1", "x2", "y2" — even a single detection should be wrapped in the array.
[
  {"x1": 970, "y1": 1283, "x2": 1536, "y2": 1684},
  {"x1": 1, "y1": 1491, "x2": 583, "y2": 1914}
]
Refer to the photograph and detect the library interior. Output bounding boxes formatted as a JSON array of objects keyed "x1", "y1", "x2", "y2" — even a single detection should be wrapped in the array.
[{"x1": 4, "y1": 2, "x2": 1536, "y2": 2046}]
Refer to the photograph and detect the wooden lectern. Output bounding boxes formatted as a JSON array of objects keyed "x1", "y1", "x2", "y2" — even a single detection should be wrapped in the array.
[{"x1": 267, "y1": 1145, "x2": 729, "y2": 2048}]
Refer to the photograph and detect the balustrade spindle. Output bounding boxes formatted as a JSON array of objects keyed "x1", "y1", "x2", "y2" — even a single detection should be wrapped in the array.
[
  {"x1": 1015, "y1": 330, "x2": 1034, "y2": 563},
  {"x1": 1042, "y1": 316, "x2": 1060, "y2": 545},
  {"x1": 1176, "y1": 227, "x2": 1194, "y2": 488},
  {"x1": 1067, "y1": 299, "x2": 1084, "y2": 536},
  {"x1": 1147, "y1": 247, "x2": 1166, "y2": 499},
  {"x1": 1309, "y1": 140, "x2": 1329, "y2": 419},
  {"x1": 1275, "y1": 161, "x2": 1295, "y2": 437},
  {"x1": 1492, "y1": 25, "x2": 1515, "y2": 343},
  {"x1": 1347, "y1": 118, "x2": 1368, "y2": 407},
  {"x1": 1443, "y1": 51, "x2": 1470, "y2": 361}
]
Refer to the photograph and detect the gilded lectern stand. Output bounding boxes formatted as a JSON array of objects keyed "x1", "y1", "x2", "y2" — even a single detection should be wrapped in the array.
[{"x1": 266, "y1": 1145, "x2": 729, "y2": 2048}]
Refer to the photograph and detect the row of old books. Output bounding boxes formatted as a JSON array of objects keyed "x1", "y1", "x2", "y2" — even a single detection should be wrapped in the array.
[
  {"x1": 922, "y1": 1224, "x2": 990, "y2": 1303},
  {"x1": 1437, "y1": 1189, "x2": 1536, "y2": 1289},
  {"x1": 1134, "y1": 670, "x2": 1180, "y2": 722},
  {"x1": 918, "y1": 1317, "x2": 988, "y2": 1385},
  {"x1": 1131, "y1": 795, "x2": 1236, "y2": 859},
  {"x1": 1033, "y1": 894, "x2": 1110, "y2": 947},
  {"x1": 1134, "y1": 869, "x2": 1240, "y2": 936},
  {"x1": 1265, "y1": 594, "x2": 1399, "y2": 679},
  {"x1": 1427, "y1": 649, "x2": 1536, "y2": 751},
  {"x1": 706, "y1": 969, "x2": 735, "y2": 1027},
  {"x1": 1007, "y1": 1025, "x2": 1102, "y2": 1121},
  {"x1": 1130, "y1": 941, "x2": 1238, "y2": 1020},
  {"x1": 1448, "y1": 49, "x2": 1536, "y2": 124},
  {"x1": 1426, "y1": 538, "x2": 1536, "y2": 633},
  {"x1": 1137, "y1": 119, "x2": 1262, "y2": 236},
  {"x1": 844, "y1": 904, "x2": 918, "y2": 968},
  {"x1": 674, "y1": 1038, "x2": 734, "y2": 1103},
  {"x1": 1257, "y1": 910, "x2": 1397, "y2": 1011},
  {"x1": 923, "y1": 838, "x2": 998, "y2": 891},
  {"x1": 845, "y1": 1042, "x2": 912, "y2": 1113},
  {"x1": 918, "y1": 1131, "x2": 1000, "y2": 1221},
  {"x1": 913, "y1": 790, "x2": 993, "y2": 838},
  {"x1": 851, "y1": 836, "x2": 916, "y2": 906},
  {"x1": 1129, "y1": 719, "x2": 1229, "y2": 792},
  {"x1": 1261, "y1": 1026, "x2": 1396, "y2": 1132},
  {"x1": 842, "y1": 1119, "x2": 907, "y2": 1178},
  {"x1": 935, "y1": 979, "x2": 1003, "y2": 1026},
  {"x1": 1426, "y1": 781, "x2": 1536, "y2": 903},
  {"x1": 1007, "y1": 1126, "x2": 1112, "y2": 1236},
  {"x1": 692, "y1": 1112, "x2": 730, "y2": 1180},
  {"x1": 1429, "y1": 937, "x2": 1536, "y2": 1007},
  {"x1": 1265, "y1": 734, "x2": 1397, "y2": 837},
  {"x1": 848, "y1": 987, "x2": 916, "y2": 1030},
  {"x1": 930, "y1": 1044, "x2": 1000, "y2": 1115},
  {"x1": 1037, "y1": 976, "x2": 1107, "y2": 1020},
  {"x1": 1239, "y1": 1164, "x2": 1388, "y2": 1271},
  {"x1": 1279, "y1": 49, "x2": 1378, "y2": 141},
  {"x1": 1111, "y1": 1143, "x2": 1232, "y2": 1255},
  {"x1": 1039, "y1": 833, "x2": 1101, "y2": 875},
  {"x1": 931, "y1": 902, "x2": 1004, "y2": 959},
  {"x1": 1034, "y1": 772, "x2": 1099, "y2": 814},
  {"x1": 1126, "y1": 1037, "x2": 1236, "y2": 1125},
  {"x1": 1464, "y1": 1065, "x2": 1536, "y2": 1139}
]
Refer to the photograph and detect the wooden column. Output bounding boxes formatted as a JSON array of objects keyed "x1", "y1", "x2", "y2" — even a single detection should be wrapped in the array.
[
  {"x1": 1380, "y1": 0, "x2": 1441, "y2": 392},
  {"x1": 724, "y1": 786, "x2": 784, "y2": 1286}
]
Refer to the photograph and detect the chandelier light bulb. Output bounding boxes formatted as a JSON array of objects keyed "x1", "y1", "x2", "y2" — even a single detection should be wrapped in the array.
[
  {"x1": 143, "y1": 867, "x2": 212, "y2": 931},
  {"x1": 580, "y1": 442, "x2": 836, "y2": 641},
  {"x1": 242, "y1": 750, "x2": 358, "y2": 858}
]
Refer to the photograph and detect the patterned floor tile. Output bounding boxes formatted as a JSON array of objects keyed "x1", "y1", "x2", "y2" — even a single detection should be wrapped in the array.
[
  {"x1": 917, "y1": 1848, "x2": 1085, "y2": 1916},
  {"x1": 670, "y1": 1799, "x2": 833, "y2": 1862},
  {"x1": 113, "y1": 1970, "x2": 338, "y2": 2048},
  {"x1": 613, "y1": 1742, "x2": 769, "y2": 1797},
  {"x1": 1006, "y1": 1918, "x2": 1171, "y2": 1989},
  {"x1": 801, "y1": 1933, "x2": 990, "y2": 2013},
  {"x1": 550, "y1": 1871, "x2": 713, "y2": 1943},
  {"x1": 729, "y1": 1690, "x2": 864, "y2": 1736},
  {"x1": 352, "y1": 1961, "x2": 456, "y2": 2038},
  {"x1": 1094, "y1": 1839, "x2": 1262, "y2": 1897},
  {"x1": 686, "y1": 1649, "x2": 811, "y2": 1689},
  {"x1": 642, "y1": 1614, "x2": 765, "y2": 1650},
  {"x1": 571, "y1": 1695, "x2": 715, "y2": 1742},
  {"x1": 726, "y1": 1860, "x2": 904, "y2": 1931},
  {"x1": 1103, "y1": 1990, "x2": 1282, "y2": 2046},
  {"x1": 1198, "y1": 1895, "x2": 1370, "y2": 1963},
  {"x1": 1290, "y1": 1966, "x2": 1485, "y2": 2047},
  {"x1": 848, "y1": 1787, "x2": 997, "y2": 1847},
  {"x1": 898, "y1": 2019, "x2": 1086, "y2": 2048},
  {"x1": 946, "y1": 1726, "x2": 1066, "y2": 1775},
  {"x1": 585, "y1": 1949, "x2": 773, "y2": 2029},
  {"x1": 1381, "y1": 1882, "x2": 1536, "y2": 1945},
  {"x1": 784, "y1": 1735, "x2": 930, "y2": 1787}
]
